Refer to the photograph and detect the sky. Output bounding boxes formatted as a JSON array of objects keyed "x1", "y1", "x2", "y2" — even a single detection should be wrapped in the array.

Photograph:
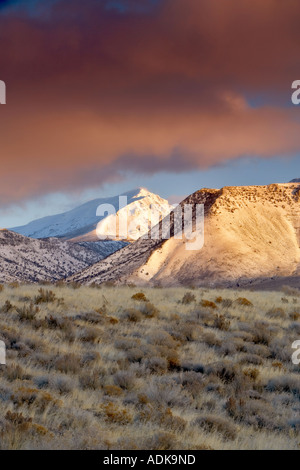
[{"x1": 0, "y1": 0, "x2": 300, "y2": 227}]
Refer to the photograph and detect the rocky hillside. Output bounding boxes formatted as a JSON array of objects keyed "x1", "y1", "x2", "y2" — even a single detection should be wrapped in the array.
[
  {"x1": 68, "y1": 183, "x2": 300, "y2": 287},
  {"x1": 0, "y1": 230, "x2": 124, "y2": 283}
]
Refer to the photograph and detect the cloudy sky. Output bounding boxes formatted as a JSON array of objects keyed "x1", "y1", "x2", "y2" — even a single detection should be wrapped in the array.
[{"x1": 1, "y1": 0, "x2": 300, "y2": 227}]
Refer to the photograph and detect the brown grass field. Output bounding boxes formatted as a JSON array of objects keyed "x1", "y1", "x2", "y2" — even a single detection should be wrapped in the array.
[{"x1": 0, "y1": 283, "x2": 299, "y2": 450}]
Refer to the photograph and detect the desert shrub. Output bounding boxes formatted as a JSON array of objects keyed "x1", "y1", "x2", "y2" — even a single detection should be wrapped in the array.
[
  {"x1": 74, "y1": 311, "x2": 103, "y2": 324},
  {"x1": 102, "y1": 281, "x2": 116, "y2": 288},
  {"x1": 148, "y1": 330, "x2": 178, "y2": 349},
  {"x1": 159, "y1": 408, "x2": 187, "y2": 432},
  {"x1": 16, "y1": 303, "x2": 39, "y2": 321},
  {"x1": 251, "y1": 322, "x2": 273, "y2": 346},
  {"x1": 81, "y1": 351, "x2": 101, "y2": 365},
  {"x1": 243, "y1": 367, "x2": 260, "y2": 381},
  {"x1": 104, "y1": 385, "x2": 123, "y2": 396},
  {"x1": 206, "y1": 362, "x2": 238, "y2": 384},
  {"x1": 8, "y1": 282, "x2": 19, "y2": 289},
  {"x1": 103, "y1": 402, "x2": 132, "y2": 425},
  {"x1": 121, "y1": 308, "x2": 142, "y2": 322},
  {"x1": 70, "y1": 282, "x2": 81, "y2": 290},
  {"x1": 235, "y1": 297, "x2": 253, "y2": 307},
  {"x1": 126, "y1": 348, "x2": 145, "y2": 363},
  {"x1": 11, "y1": 387, "x2": 61, "y2": 411},
  {"x1": 225, "y1": 397, "x2": 276, "y2": 429},
  {"x1": 176, "y1": 371, "x2": 205, "y2": 398},
  {"x1": 281, "y1": 297, "x2": 289, "y2": 304},
  {"x1": 193, "y1": 415, "x2": 237, "y2": 441},
  {"x1": 0, "y1": 284, "x2": 3, "y2": 292},
  {"x1": 54, "y1": 353, "x2": 81, "y2": 374},
  {"x1": 0, "y1": 413, "x2": 50, "y2": 450},
  {"x1": 44, "y1": 315, "x2": 71, "y2": 330},
  {"x1": 3, "y1": 363, "x2": 29, "y2": 382},
  {"x1": 219, "y1": 341, "x2": 237, "y2": 356},
  {"x1": 213, "y1": 314, "x2": 231, "y2": 331},
  {"x1": 5, "y1": 411, "x2": 31, "y2": 426},
  {"x1": 272, "y1": 361, "x2": 283, "y2": 369},
  {"x1": 231, "y1": 328, "x2": 255, "y2": 342},
  {"x1": 266, "y1": 376, "x2": 300, "y2": 396},
  {"x1": 215, "y1": 296, "x2": 223, "y2": 303},
  {"x1": 1, "y1": 411, "x2": 33, "y2": 449},
  {"x1": 282, "y1": 285, "x2": 300, "y2": 297},
  {"x1": 289, "y1": 311, "x2": 300, "y2": 321},
  {"x1": 174, "y1": 323, "x2": 202, "y2": 342},
  {"x1": 242, "y1": 341, "x2": 271, "y2": 358},
  {"x1": 106, "y1": 315, "x2": 119, "y2": 325},
  {"x1": 38, "y1": 315, "x2": 75, "y2": 341},
  {"x1": 49, "y1": 375, "x2": 75, "y2": 394},
  {"x1": 156, "y1": 346, "x2": 181, "y2": 370},
  {"x1": 288, "y1": 418, "x2": 300, "y2": 431},
  {"x1": 270, "y1": 337, "x2": 293, "y2": 362},
  {"x1": 140, "y1": 406, "x2": 186, "y2": 433},
  {"x1": 144, "y1": 432, "x2": 178, "y2": 450},
  {"x1": 141, "y1": 302, "x2": 159, "y2": 319},
  {"x1": 114, "y1": 370, "x2": 135, "y2": 390},
  {"x1": 289, "y1": 322, "x2": 300, "y2": 335},
  {"x1": 201, "y1": 299, "x2": 217, "y2": 309},
  {"x1": 79, "y1": 371, "x2": 102, "y2": 390},
  {"x1": 181, "y1": 292, "x2": 196, "y2": 304},
  {"x1": 239, "y1": 354, "x2": 264, "y2": 366},
  {"x1": 18, "y1": 295, "x2": 32, "y2": 302},
  {"x1": 0, "y1": 326, "x2": 22, "y2": 347},
  {"x1": 146, "y1": 381, "x2": 191, "y2": 408},
  {"x1": 34, "y1": 288, "x2": 56, "y2": 304},
  {"x1": 1, "y1": 300, "x2": 14, "y2": 313},
  {"x1": 55, "y1": 280, "x2": 66, "y2": 288},
  {"x1": 131, "y1": 292, "x2": 148, "y2": 302},
  {"x1": 34, "y1": 375, "x2": 50, "y2": 389},
  {"x1": 77, "y1": 326, "x2": 100, "y2": 343},
  {"x1": 36, "y1": 391, "x2": 62, "y2": 412},
  {"x1": 10, "y1": 341, "x2": 31, "y2": 357},
  {"x1": 221, "y1": 299, "x2": 233, "y2": 308},
  {"x1": 143, "y1": 356, "x2": 168, "y2": 374},
  {"x1": 94, "y1": 301, "x2": 108, "y2": 316},
  {"x1": 201, "y1": 331, "x2": 221, "y2": 348},
  {"x1": 115, "y1": 337, "x2": 141, "y2": 351},
  {"x1": 266, "y1": 308, "x2": 286, "y2": 319},
  {"x1": 225, "y1": 396, "x2": 240, "y2": 419},
  {"x1": 191, "y1": 309, "x2": 215, "y2": 327}
]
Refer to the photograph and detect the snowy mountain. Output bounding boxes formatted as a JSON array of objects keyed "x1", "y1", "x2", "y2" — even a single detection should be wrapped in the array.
[
  {"x1": 0, "y1": 229, "x2": 125, "y2": 283},
  {"x1": 11, "y1": 188, "x2": 173, "y2": 242},
  {"x1": 68, "y1": 183, "x2": 300, "y2": 288}
]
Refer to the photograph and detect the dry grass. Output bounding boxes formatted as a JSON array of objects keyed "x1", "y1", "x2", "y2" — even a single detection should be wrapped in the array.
[{"x1": 0, "y1": 284, "x2": 299, "y2": 450}]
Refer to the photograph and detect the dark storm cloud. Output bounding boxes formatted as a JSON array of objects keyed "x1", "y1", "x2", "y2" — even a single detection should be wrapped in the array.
[{"x1": 0, "y1": 0, "x2": 300, "y2": 203}]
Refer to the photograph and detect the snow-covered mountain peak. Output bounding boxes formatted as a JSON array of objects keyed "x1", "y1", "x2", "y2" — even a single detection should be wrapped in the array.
[{"x1": 11, "y1": 188, "x2": 173, "y2": 242}]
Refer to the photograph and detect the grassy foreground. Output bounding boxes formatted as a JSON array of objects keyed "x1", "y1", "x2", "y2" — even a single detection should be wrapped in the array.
[{"x1": 0, "y1": 283, "x2": 299, "y2": 450}]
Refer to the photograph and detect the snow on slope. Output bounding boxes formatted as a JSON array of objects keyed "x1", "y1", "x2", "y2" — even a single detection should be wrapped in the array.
[
  {"x1": 11, "y1": 188, "x2": 173, "y2": 242},
  {"x1": 0, "y1": 230, "x2": 122, "y2": 283},
  {"x1": 68, "y1": 183, "x2": 300, "y2": 287}
]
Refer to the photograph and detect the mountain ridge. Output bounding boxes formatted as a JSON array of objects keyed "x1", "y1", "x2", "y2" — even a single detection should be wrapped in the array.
[
  {"x1": 0, "y1": 229, "x2": 125, "y2": 283},
  {"x1": 11, "y1": 188, "x2": 172, "y2": 242},
  {"x1": 67, "y1": 183, "x2": 300, "y2": 287}
]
